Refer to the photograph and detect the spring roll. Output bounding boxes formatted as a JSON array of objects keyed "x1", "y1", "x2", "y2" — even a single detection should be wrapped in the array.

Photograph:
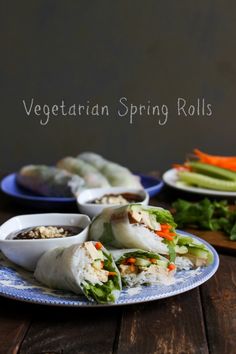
[
  {"x1": 174, "y1": 235, "x2": 214, "y2": 269},
  {"x1": 78, "y1": 152, "x2": 142, "y2": 188},
  {"x1": 34, "y1": 241, "x2": 122, "y2": 304},
  {"x1": 16, "y1": 165, "x2": 84, "y2": 197},
  {"x1": 89, "y1": 205, "x2": 177, "y2": 257},
  {"x1": 57, "y1": 157, "x2": 110, "y2": 189},
  {"x1": 110, "y1": 249, "x2": 175, "y2": 287}
]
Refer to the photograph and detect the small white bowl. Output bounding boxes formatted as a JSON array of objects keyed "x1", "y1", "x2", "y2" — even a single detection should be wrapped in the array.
[
  {"x1": 77, "y1": 187, "x2": 149, "y2": 218},
  {"x1": 0, "y1": 213, "x2": 90, "y2": 271}
]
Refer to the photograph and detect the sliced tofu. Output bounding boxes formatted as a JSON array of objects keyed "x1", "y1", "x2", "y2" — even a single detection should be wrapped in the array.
[
  {"x1": 130, "y1": 206, "x2": 161, "y2": 230},
  {"x1": 84, "y1": 242, "x2": 103, "y2": 261}
]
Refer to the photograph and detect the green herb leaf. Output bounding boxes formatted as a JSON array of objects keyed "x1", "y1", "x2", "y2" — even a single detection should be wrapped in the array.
[{"x1": 173, "y1": 198, "x2": 236, "y2": 241}]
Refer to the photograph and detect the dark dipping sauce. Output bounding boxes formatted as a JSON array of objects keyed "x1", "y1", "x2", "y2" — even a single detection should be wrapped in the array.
[
  {"x1": 89, "y1": 193, "x2": 143, "y2": 205},
  {"x1": 8, "y1": 225, "x2": 83, "y2": 240}
]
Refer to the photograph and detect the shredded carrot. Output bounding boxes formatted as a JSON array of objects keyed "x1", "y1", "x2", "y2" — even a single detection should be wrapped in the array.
[
  {"x1": 149, "y1": 258, "x2": 157, "y2": 264},
  {"x1": 95, "y1": 242, "x2": 103, "y2": 250},
  {"x1": 129, "y1": 264, "x2": 136, "y2": 272},
  {"x1": 168, "y1": 263, "x2": 176, "y2": 271},
  {"x1": 108, "y1": 271, "x2": 117, "y2": 276},
  {"x1": 126, "y1": 257, "x2": 136, "y2": 264},
  {"x1": 161, "y1": 224, "x2": 171, "y2": 230},
  {"x1": 155, "y1": 231, "x2": 174, "y2": 241},
  {"x1": 155, "y1": 224, "x2": 177, "y2": 241},
  {"x1": 100, "y1": 261, "x2": 104, "y2": 269}
]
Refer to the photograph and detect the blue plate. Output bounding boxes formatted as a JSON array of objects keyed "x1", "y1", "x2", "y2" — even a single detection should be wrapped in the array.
[
  {"x1": 0, "y1": 232, "x2": 219, "y2": 307},
  {"x1": 0, "y1": 173, "x2": 164, "y2": 204}
]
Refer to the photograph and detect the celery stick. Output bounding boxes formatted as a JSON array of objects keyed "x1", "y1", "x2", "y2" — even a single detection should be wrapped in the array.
[{"x1": 178, "y1": 171, "x2": 236, "y2": 191}]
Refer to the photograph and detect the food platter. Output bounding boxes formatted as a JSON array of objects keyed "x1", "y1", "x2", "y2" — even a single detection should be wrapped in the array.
[
  {"x1": 0, "y1": 173, "x2": 164, "y2": 204},
  {"x1": 163, "y1": 168, "x2": 236, "y2": 197},
  {"x1": 0, "y1": 231, "x2": 219, "y2": 307}
]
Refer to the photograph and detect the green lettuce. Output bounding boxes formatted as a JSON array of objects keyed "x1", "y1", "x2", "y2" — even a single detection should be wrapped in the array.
[
  {"x1": 176, "y1": 235, "x2": 213, "y2": 264},
  {"x1": 82, "y1": 250, "x2": 121, "y2": 304},
  {"x1": 173, "y1": 198, "x2": 236, "y2": 241}
]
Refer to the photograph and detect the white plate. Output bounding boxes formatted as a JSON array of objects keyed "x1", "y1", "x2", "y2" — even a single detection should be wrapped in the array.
[
  {"x1": 163, "y1": 168, "x2": 236, "y2": 197},
  {"x1": 0, "y1": 231, "x2": 219, "y2": 307}
]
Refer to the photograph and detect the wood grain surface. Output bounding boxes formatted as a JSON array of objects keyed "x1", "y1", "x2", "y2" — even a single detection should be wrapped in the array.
[
  {"x1": 116, "y1": 289, "x2": 208, "y2": 354},
  {"x1": 186, "y1": 228, "x2": 236, "y2": 253},
  {"x1": 201, "y1": 254, "x2": 236, "y2": 354}
]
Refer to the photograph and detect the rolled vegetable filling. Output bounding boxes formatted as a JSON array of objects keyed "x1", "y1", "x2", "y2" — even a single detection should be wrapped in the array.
[
  {"x1": 89, "y1": 204, "x2": 178, "y2": 260},
  {"x1": 175, "y1": 235, "x2": 214, "y2": 269},
  {"x1": 34, "y1": 241, "x2": 122, "y2": 304},
  {"x1": 111, "y1": 249, "x2": 176, "y2": 287},
  {"x1": 82, "y1": 242, "x2": 121, "y2": 303},
  {"x1": 89, "y1": 205, "x2": 214, "y2": 271}
]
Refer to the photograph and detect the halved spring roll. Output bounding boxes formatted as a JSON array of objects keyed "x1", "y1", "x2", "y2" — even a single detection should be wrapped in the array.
[
  {"x1": 16, "y1": 165, "x2": 85, "y2": 197},
  {"x1": 110, "y1": 249, "x2": 175, "y2": 287},
  {"x1": 34, "y1": 241, "x2": 122, "y2": 304},
  {"x1": 89, "y1": 204, "x2": 178, "y2": 259},
  {"x1": 174, "y1": 235, "x2": 214, "y2": 270}
]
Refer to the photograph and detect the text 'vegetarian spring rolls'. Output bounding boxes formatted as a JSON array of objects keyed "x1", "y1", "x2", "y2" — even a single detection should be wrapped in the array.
[
  {"x1": 89, "y1": 204, "x2": 178, "y2": 258},
  {"x1": 110, "y1": 249, "x2": 176, "y2": 287},
  {"x1": 34, "y1": 241, "x2": 122, "y2": 304}
]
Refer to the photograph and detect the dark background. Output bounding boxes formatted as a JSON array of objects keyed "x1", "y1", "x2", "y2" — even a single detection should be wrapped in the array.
[{"x1": 1, "y1": 1, "x2": 235, "y2": 174}]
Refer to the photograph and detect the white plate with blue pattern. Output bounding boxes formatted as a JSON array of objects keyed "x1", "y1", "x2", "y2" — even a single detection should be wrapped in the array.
[{"x1": 0, "y1": 231, "x2": 219, "y2": 307}]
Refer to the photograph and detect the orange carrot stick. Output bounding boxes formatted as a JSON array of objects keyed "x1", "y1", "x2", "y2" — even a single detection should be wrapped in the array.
[
  {"x1": 168, "y1": 263, "x2": 176, "y2": 271},
  {"x1": 95, "y1": 242, "x2": 103, "y2": 250},
  {"x1": 126, "y1": 257, "x2": 136, "y2": 264},
  {"x1": 129, "y1": 264, "x2": 136, "y2": 272},
  {"x1": 155, "y1": 231, "x2": 174, "y2": 241},
  {"x1": 194, "y1": 149, "x2": 236, "y2": 171}
]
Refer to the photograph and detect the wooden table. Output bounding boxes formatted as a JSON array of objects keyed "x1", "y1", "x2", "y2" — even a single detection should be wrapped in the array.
[{"x1": 0, "y1": 186, "x2": 236, "y2": 354}]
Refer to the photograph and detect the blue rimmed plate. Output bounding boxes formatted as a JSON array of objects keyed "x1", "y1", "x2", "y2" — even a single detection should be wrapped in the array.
[
  {"x1": 0, "y1": 173, "x2": 164, "y2": 206},
  {"x1": 0, "y1": 231, "x2": 219, "y2": 307}
]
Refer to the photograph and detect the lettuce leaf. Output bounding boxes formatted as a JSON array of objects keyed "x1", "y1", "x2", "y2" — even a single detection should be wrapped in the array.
[
  {"x1": 82, "y1": 249, "x2": 121, "y2": 304},
  {"x1": 82, "y1": 280, "x2": 118, "y2": 304},
  {"x1": 145, "y1": 206, "x2": 177, "y2": 228}
]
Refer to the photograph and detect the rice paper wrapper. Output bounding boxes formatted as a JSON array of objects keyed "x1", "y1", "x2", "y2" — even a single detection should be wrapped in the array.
[
  {"x1": 78, "y1": 152, "x2": 142, "y2": 188},
  {"x1": 17, "y1": 165, "x2": 85, "y2": 197},
  {"x1": 57, "y1": 157, "x2": 110, "y2": 189},
  {"x1": 89, "y1": 205, "x2": 171, "y2": 255},
  {"x1": 34, "y1": 242, "x2": 122, "y2": 304}
]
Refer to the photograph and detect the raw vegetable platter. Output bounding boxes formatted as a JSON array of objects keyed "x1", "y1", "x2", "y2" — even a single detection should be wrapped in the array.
[
  {"x1": 164, "y1": 149, "x2": 236, "y2": 196},
  {"x1": 163, "y1": 169, "x2": 236, "y2": 197},
  {"x1": 0, "y1": 231, "x2": 219, "y2": 307}
]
